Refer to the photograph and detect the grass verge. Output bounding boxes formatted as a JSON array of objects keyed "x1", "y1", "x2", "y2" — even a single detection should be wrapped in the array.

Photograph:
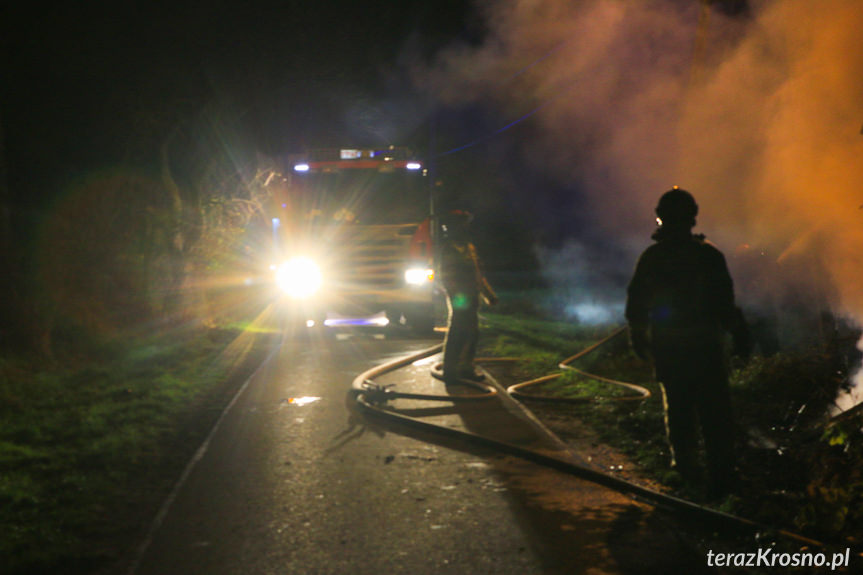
[
  {"x1": 478, "y1": 306, "x2": 863, "y2": 547},
  {"x1": 0, "y1": 322, "x2": 279, "y2": 575}
]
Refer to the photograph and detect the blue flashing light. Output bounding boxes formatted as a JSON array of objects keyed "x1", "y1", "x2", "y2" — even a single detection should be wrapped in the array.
[
  {"x1": 323, "y1": 317, "x2": 390, "y2": 327},
  {"x1": 294, "y1": 163, "x2": 310, "y2": 172}
]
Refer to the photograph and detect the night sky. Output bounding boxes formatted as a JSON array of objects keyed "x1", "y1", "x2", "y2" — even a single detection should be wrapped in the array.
[{"x1": 2, "y1": 1, "x2": 481, "y2": 205}]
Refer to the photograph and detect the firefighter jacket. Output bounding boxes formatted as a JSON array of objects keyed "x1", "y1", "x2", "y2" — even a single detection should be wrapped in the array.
[
  {"x1": 625, "y1": 231, "x2": 737, "y2": 344},
  {"x1": 440, "y1": 240, "x2": 496, "y2": 305}
]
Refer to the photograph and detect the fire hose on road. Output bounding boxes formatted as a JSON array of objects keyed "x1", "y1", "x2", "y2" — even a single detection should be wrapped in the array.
[{"x1": 351, "y1": 325, "x2": 849, "y2": 556}]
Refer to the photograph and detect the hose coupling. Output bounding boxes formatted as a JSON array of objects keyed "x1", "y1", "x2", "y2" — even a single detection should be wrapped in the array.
[{"x1": 360, "y1": 381, "x2": 397, "y2": 405}]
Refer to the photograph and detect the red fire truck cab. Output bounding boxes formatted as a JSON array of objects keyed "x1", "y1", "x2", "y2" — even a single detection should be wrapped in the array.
[{"x1": 267, "y1": 147, "x2": 437, "y2": 333}]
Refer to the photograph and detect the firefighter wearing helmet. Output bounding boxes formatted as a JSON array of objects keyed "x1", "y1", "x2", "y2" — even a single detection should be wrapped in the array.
[
  {"x1": 625, "y1": 187, "x2": 749, "y2": 499},
  {"x1": 439, "y1": 210, "x2": 497, "y2": 382}
]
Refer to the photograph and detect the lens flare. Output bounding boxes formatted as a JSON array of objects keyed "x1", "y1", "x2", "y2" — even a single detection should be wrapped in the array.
[{"x1": 275, "y1": 257, "x2": 322, "y2": 299}]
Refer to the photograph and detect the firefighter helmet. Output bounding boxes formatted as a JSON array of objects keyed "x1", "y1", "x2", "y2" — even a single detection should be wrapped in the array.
[
  {"x1": 655, "y1": 186, "x2": 698, "y2": 225},
  {"x1": 440, "y1": 209, "x2": 473, "y2": 240}
]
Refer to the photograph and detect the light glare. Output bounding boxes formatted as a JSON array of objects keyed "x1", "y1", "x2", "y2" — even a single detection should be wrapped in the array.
[
  {"x1": 405, "y1": 267, "x2": 434, "y2": 285},
  {"x1": 275, "y1": 257, "x2": 322, "y2": 298}
]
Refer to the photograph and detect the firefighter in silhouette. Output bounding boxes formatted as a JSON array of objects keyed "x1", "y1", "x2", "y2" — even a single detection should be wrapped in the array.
[
  {"x1": 439, "y1": 210, "x2": 498, "y2": 382},
  {"x1": 625, "y1": 187, "x2": 749, "y2": 499}
]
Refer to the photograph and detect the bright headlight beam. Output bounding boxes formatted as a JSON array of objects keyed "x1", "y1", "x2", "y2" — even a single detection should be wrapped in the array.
[
  {"x1": 405, "y1": 268, "x2": 434, "y2": 285},
  {"x1": 275, "y1": 257, "x2": 322, "y2": 298}
]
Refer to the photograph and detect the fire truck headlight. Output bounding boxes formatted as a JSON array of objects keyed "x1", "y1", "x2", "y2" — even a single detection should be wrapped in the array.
[
  {"x1": 276, "y1": 257, "x2": 323, "y2": 298},
  {"x1": 405, "y1": 267, "x2": 434, "y2": 285}
]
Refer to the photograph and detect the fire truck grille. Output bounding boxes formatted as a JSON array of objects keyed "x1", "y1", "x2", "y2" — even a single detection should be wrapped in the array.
[{"x1": 333, "y1": 226, "x2": 415, "y2": 290}]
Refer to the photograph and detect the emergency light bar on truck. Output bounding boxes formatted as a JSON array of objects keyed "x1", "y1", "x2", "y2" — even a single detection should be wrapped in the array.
[
  {"x1": 291, "y1": 147, "x2": 423, "y2": 173},
  {"x1": 270, "y1": 145, "x2": 437, "y2": 333}
]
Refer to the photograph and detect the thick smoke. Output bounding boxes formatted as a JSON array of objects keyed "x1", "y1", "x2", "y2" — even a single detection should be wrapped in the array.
[
  {"x1": 535, "y1": 240, "x2": 627, "y2": 324},
  {"x1": 425, "y1": 0, "x2": 863, "y2": 335}
]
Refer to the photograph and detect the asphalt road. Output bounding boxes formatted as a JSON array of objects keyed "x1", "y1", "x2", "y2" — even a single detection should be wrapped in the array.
[{"x1": 129, "y1": 326, "x2": 712, "y2": 575}]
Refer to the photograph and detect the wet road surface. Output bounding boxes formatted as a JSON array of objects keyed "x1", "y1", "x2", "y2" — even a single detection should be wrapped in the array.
[{"x1": 130, "y1": 327, "x2": 712, "y2": 575}]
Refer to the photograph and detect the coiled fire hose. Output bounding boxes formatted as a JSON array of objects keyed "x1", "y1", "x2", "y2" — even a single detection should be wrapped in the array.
[
  {"x1": 505, "y1": 326, "x2": 650, "y2": 402},
  {"x1": 350, "y1": 325, "x2": 848, "y2": 555}
]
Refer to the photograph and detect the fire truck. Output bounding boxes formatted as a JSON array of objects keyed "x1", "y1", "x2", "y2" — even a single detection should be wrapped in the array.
[{"x1": 267, "y1": 147, "x2": 438, "y2": 333}]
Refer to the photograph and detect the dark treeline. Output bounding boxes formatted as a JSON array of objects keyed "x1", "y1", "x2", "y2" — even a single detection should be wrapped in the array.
[{"x1": 0, "y1": 97, "x2": 277, "y2": 358}]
